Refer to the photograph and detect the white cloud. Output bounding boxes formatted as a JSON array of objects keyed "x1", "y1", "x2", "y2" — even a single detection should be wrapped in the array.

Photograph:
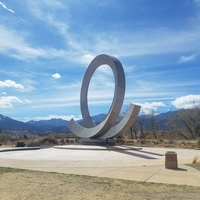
[
  {"x1": 52, "y1": 73, "x2": 61, "y2": 79},
  {"x1": 171, "y1": 95, "x2": 200, "y2": 109},
  {"x1": 133, "y1": 102, "x2": 167, "y2": 115},
  {"x1": 178, "y1": 53, "x2": 198, "y2": 63},
  {"x1": 0, "y1": 80, "x2": 24, "y2": 90},
  {"x1": 1, "y1": 92, "x2": 6, "y2": 95},
  {"x1": 150, "y1": 102, "x2": 166, "y2": 107},
  {"x1": 0, "y1": 2, "x2": 15, "y2": 13},
  {"x1": 0, "y1": 96, "x2": 21, "y2": 108}
]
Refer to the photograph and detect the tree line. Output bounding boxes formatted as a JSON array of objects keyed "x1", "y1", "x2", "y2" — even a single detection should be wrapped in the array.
[{"x1": 129, "y1": 102, "x2": 200, "y2": 141}]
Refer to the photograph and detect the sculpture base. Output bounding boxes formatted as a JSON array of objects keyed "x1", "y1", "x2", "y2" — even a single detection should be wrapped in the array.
[{"x1": 78, "y1": 138, "x2": 116, "y2": 146}]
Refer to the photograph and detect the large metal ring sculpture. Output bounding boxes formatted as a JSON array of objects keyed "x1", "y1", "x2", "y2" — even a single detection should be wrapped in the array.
[{"x1": 67, "y1": 54, "x2": 141, "y2": 139}]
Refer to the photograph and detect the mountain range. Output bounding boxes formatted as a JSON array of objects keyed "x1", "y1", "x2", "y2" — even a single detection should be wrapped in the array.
[
  {"x1": 0, "y1": 111, "x2": 180, "y2": 134},
  {"x1": 0, "y1": 113, "x2": 107, "y2": 133}
]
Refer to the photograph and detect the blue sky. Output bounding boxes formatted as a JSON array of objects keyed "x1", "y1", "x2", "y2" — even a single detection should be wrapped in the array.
[{"x1": 0, "y1": 0, "x2": 200, "y2": 122}]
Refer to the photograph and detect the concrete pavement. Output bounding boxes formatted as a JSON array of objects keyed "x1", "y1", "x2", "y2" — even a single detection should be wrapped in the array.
[{"x1": 0, "y1": 145, "x2": 199, "y2": 187}]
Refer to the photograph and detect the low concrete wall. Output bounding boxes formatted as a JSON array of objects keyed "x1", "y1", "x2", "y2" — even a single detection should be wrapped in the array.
[{"x1": 0, "y1": 147, "x2": 41, "y2": 152}]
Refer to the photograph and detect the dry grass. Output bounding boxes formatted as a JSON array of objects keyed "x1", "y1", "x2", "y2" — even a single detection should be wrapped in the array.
[
  {"x1": 187, "y1": 157, "x2": 200, "y2": 171},
  {"x1": 192, "y1": 156, "x2": 199, "y2": 164},
  {"x1": 122, "y1": 139, "x2": 200, "y2": 150},
  {"x1": 0, "y1": 167, "x2": 200, "y2": 200}
]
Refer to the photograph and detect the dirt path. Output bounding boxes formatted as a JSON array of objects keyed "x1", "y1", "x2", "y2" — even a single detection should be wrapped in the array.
[{"x1": 0, "y1": 169, "x2": 200, "y2": 200}]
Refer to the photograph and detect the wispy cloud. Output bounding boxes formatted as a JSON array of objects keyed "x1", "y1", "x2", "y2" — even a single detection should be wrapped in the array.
[
  {"x1": 178, "y1": 53, "x2": 198, "y2": 63},
  {"x1": 87, "y1": 71, "x2": 114, "y2": 95},
  {"x1": 95, "y1": 29, "x2": 200, "y2": 57},
  {"x1": 52, "y1": 73, "x2": 61, "y2": 79},
  {"x1": 194, "y1": 0, "x2": 200, "y2": 6},
  {"x1": 2, "y1": 1, "x2": 200, "y2": 64},
  {"x1": 28, "y1": 1, "x2": 71, "y2": 42},
  {"x1": 0, "y1": 2, "x2": 15, "y2": 13},
  {"x1": 0, "y1": 25, "x2": 45, "y2": 59},
  {"x1": 0, "y1": 25, "x2": 69, "y2": 60},
  {"x1": 79, "y1": 54, "x2": 95, "y2": 65},
  {"x1": 29, "y1": 3, "x2": 93, "y2": 61},
  {"x1": 0, "y1": 80, "x2": 24, "y2": 90}
]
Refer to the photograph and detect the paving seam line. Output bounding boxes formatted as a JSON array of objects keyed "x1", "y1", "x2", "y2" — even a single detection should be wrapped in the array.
[
  {"x1": 96, "y1": 167, "x2": 124, "y2": 176},
  {"x1": 143, "y1": 166, "x2": 163, "y2": 182}
]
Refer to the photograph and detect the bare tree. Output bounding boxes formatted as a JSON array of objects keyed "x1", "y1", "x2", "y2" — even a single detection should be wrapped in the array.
[
  {"x1": 0, "y1": 131, "x2": 11, "y2": 144},
  {"x1": 129, "y1": 125, "x2": 138, "y2": 139},
  {"x1": 168, "y1": 112, "x2": 189, "y2": 140},
  {"x1": 135, "y1": 111, "x2": 146, "y2": 139},
  {"x1": 168, "y1": 101, "x2": 200, "y2": 140},
  {"x1": 149, "y1": 109, "x2": 159, "y2": 140}
]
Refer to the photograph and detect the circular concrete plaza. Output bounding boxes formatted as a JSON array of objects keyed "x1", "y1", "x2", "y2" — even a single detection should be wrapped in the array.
[{"x1": 0, "y1": 145, "x2": 199, "y2": 186}]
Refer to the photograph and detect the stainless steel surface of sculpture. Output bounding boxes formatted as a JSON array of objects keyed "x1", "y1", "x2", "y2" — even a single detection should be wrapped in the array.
[{"x1": 67, "y1": 54, "x2": 141, "y2": 139}]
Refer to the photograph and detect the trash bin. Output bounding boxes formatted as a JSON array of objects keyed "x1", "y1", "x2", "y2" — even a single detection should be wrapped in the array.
[{"x1": 165, "y1": 151, "x2": 178, "y2": 169}]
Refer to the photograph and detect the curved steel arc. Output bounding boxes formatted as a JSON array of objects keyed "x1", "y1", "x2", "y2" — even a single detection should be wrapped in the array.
[
  {"x1": 100, "y1": 104, "x2": 141, "y2": 139},
  {"x1": 81, "y1": 54, "x2": 125, "y2": 128},
  {"x1": 68, "y1": 54, "x2": 125, "y2": 139}
]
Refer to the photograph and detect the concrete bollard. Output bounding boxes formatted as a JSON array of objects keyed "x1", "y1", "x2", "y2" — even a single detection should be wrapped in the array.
[{"x1": 165, "y1": 151, "x2": 178, "y2": 169}]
